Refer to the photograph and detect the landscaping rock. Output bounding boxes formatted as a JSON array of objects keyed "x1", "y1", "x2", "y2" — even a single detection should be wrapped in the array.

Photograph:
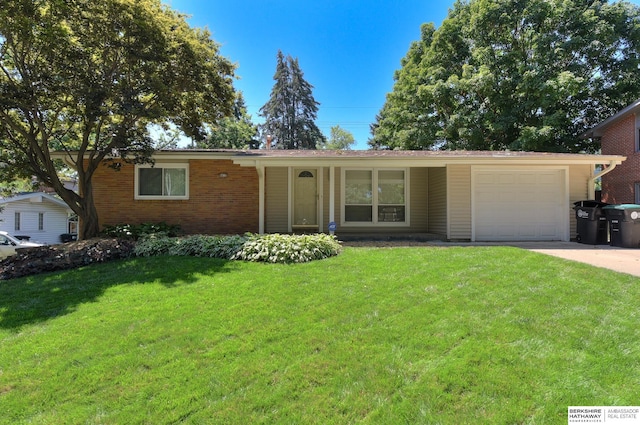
[{"x1": 0, "y1": 238, "x2": 136, "y2": 280}]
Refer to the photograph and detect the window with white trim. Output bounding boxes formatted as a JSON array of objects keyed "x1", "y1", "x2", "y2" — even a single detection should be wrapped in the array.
[
  {"x1": 14, "y1": 212, "x2": 20, "y2": 231},
  {"x1": 38, "y1": 212, "x2": 44, "y2": 230},
  {"x1": 342, "y1": 168, "x2": 408, "y2": 225},
  {"x1": 135, "y1": 164, "x2": 189, "y2": 199}
]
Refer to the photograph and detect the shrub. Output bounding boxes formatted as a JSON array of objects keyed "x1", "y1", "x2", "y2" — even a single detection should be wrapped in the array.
[
  {"x1": 232, "y1": 233, "x2": 342, "y2": 263},
  {"x1": 102, "y1": 222, "x2": 180, "y2": 240},
  {"x1": 133, "y1": 234, "x2": 249, "y2": 259},
  {"x1": 133, "y1": 233, "x2": 341, "y2": 263},
  {"x1": 132, "y1": 234, "x2": 177, "y2": 257}
]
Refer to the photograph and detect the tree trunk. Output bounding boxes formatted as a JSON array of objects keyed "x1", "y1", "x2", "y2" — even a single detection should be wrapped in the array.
[
  {"x1": 76, "y1": 177, "x2": 101, "y2": 240},
  {"x1": 78, "y1": 198, "x2": 101, "y2": 240}
]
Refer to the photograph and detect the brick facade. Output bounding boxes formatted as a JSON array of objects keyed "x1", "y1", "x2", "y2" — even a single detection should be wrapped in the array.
[
  {"x1": 600, "y1": 114, "x2": 640, "y2": 203},
  {"x1": 91, "y1": 159, "x2": 259, "y2": 235}
]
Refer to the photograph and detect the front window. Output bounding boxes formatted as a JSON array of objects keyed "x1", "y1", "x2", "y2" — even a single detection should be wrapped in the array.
[
  {"x1": 135, "y1": 164, "x2": 188, "y2": 199},
  {"x1": 377, "y1": 170, "x2": 406, "y2": 222},
  {"x1": 14, "y1": 212, "x2": 20, "y2": 231},
  {"x1": 343, "y1": 168, "x2": 408, "y2": 225},
  {"x1": 38, "y1": 213, "x2": 44, "y2": 230},
  {"x1": 344, "y1": 170, "x2": 373, "y2": 222}
]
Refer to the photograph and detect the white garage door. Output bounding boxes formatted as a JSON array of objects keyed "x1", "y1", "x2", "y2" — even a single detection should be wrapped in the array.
[{"x1": 473, "y1": 168, "x2": 567, "y2": 241}]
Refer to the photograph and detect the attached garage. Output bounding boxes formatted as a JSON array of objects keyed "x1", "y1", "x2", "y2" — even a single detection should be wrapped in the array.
[{"x1": 472, "y1": 167, "x2": 568, "y2": 241}]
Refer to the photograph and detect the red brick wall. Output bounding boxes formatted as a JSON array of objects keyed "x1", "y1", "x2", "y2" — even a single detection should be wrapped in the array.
[
  {"x1": 91, "y1": 159, "x2": 259, "y2": 234},
  {"x1": 600, "y1": 114, "x2": 640, "y2": 203}
]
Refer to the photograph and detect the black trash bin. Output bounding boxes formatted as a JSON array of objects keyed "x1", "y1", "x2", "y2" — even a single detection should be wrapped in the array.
[
  {"x1": 602, "y1": 204, "x2": 640, "y2": 248},
  {"x1": 573, "y1": 200, "x2": 609, "y2": 244},
  {"x1": 60, "y1": 233, "x2": 78, "y2": 243}
]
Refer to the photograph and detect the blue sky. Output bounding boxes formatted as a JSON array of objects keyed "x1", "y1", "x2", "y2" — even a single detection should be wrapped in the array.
[
  {"x1": 165, "y1": 0, "x2": 453, "y2": 149},
  {"x1": 165, "y1": 0, "x2": 640, "y2": 150}
]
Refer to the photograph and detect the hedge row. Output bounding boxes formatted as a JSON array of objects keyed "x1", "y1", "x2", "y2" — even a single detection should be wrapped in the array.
[{"x1": 134, "y1": 233, "x2": 342, "y2": 263}]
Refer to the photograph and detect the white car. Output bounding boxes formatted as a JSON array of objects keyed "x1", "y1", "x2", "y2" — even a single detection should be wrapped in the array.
[{"x1": 0, "y1": 231, "x2": 45, "y2": 259}]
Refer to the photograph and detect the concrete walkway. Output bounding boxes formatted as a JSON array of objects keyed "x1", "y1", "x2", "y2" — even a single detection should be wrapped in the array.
[{"x1": 432, "y1": 241, "x2": 640, "y2": 278}]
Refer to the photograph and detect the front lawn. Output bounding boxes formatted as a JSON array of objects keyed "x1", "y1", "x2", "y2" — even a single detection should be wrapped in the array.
[{"x1": 1, "y1": 246, "x2": 638, "y2": 424}]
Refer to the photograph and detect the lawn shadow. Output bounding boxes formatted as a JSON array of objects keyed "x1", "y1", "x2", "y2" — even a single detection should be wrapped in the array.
[{"x1": 0, "y1": 256, "x2": 235, "y2": 331}]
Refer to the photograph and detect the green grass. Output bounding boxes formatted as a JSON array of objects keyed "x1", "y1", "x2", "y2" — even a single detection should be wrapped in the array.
[{"x1": 1, "y1": 246, "x2": 639, "y2": 424}]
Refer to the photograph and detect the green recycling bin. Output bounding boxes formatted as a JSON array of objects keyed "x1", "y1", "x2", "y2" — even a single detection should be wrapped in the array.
[
  {"x1": 573, "y1": 200, "x2": 609, "y2": 244},
  {"x1": 602, "y1": 204, "x2": 640, "y2": 248}
]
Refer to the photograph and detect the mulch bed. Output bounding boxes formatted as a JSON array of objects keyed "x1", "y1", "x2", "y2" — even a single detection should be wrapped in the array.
[{"x1": 0, "y1": 238, "x2": 135, "y2": 280}]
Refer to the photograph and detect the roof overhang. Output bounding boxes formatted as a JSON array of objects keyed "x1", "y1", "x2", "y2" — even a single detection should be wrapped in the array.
[
  {"x1": 581, "y1": 98, "x2": 640, "y2": 139},
  {"x1": 0, "y1": 192, "x2": 72, "y2": 210},
  {"x1": 226, "y1": 150, "x2": 625, "y2": 168},
  {"x1": 52, "y1": 149, "x2": 626, "y2": 168}
]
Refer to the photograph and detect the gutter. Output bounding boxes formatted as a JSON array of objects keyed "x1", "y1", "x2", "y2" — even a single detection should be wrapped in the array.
[{"x1": 588, "y1": 160, "x2": 622, "y2": 198}]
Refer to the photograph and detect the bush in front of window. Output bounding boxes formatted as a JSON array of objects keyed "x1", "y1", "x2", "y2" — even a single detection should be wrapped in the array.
[
  {"x1": 101, "y1": 222, "x2": 181, "y2": 240},
  {"x1": 133, "y1": 233, "x2": 341, "y2": 263},
  {"x1": 232, "y1": 233, "x2": 342, "y2": 264}
]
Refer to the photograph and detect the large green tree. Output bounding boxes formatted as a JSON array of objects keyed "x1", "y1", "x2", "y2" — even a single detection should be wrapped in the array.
[
  {"x1": 318, "y1": 125, "x2": 356, "y2": 150},
  {"x1": 259, "y1": 50, "x2": 325, "y2": 149},
  {"x1": 370, "y1": 0, "x2": 640, "y2": 152},
  {"x1": 0, "y1": 0, "x2": 235, "y2": 239},
  {"x1": 197, "y1": 92, "x2": 259, "y2": 149}
]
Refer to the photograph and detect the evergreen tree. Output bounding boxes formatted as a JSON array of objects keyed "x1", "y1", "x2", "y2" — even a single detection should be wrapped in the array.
[
  {"x1": 260, "y1": 51, "x2": 325, "y2": 149},
  {"x1": 370, "y1": 0, "x2": 640, "y2": 153}
]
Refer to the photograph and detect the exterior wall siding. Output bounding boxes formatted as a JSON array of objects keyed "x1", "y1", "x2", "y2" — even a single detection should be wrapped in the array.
[
  {"x1": 428, "y1": 167, "x2": 447, "y2": 237},
  {"x1": 409, "y1": 167, "x2": 429, "y2": 232},
  {"x1": 265, "y1": 167, "x2": 289, "y2": 233},
  {"x1": 568, "y1": 164, "x2": 592, "y2": 239},
  {"x1": 334, "y1": 167, "x2": 343, "y2": 227},
  {"x1": 600, "y1": 113, "x2": 640, "y2": 203},
  {"x1": 0, "y1": 199, "x2": 69, "y2": 245},
  {"x1": 92, "y1": 159, "x2": 259, "y2": 235},
  {"x1": 447, "y1": 164, "x2": 472, "y2": 240},
  {"x1": 321, "y1": 167, "x2": 331, "y2": 233}
]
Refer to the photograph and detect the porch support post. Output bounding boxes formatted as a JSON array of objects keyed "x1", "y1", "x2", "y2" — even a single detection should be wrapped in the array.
[
  {"x1": 329, "y1": 165, "x2": 335, "y2": 235},
  {"x1": 257, "y1": 164, "x2": 265, "y2": 234}
]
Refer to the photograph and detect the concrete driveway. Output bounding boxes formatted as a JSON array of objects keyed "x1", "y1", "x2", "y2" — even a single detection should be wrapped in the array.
[
  {"x1": 433, "y1": 241, "x2": 640, "y2": 278},
  {"x1": 515, "y1": 242, "x2": 640, "y2": 278}
]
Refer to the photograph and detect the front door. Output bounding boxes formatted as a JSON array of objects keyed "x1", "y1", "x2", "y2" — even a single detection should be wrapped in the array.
[{"x1": 293, "y1": 169, "x2": 318, "y2": 229}]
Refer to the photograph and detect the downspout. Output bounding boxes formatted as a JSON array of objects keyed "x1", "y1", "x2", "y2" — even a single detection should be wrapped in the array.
[{"x1": 588, "y1": 161, "x2": 619, "y2": 199}]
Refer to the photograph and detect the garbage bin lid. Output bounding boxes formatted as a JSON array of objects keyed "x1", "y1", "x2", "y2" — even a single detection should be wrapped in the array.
[
  {"x1": 573, "y1": 200, "x2": 609, "y2": 208},
  {"x1": 602, "y1": 204, "x2": 640, "y2": 210}
]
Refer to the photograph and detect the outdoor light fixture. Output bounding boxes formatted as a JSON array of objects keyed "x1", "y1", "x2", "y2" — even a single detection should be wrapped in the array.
[{"x1": 218, "y1": 172, "x2": 228, "y2": 178}]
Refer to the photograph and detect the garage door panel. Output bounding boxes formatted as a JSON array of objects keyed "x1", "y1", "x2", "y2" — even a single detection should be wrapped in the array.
[
  {"x1": 539, "y1": 223, "x2": 561, "y2": 238},
  {"x1": 518, "y1": 173, "x2": 537, "y2": 185},
  {"x1": 473, "y1": 169, "x2": 566, "y2": 241},
  {"x1": 518, "y1": 224, "x2": 538, "y2": 238},
  {"x1": 477, "y1": 173, "x2": 495, "y2": 185}
]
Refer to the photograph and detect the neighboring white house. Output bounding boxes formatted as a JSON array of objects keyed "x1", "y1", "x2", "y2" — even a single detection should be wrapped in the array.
[{"x1": 0, "y1": 192, "x2": 74, "y2": 245}]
